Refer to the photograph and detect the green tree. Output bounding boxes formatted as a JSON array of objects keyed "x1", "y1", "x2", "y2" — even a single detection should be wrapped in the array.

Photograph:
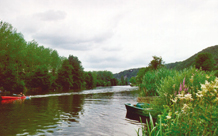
[
  {"x1": 84, "y1": 71, "x2": 94, "y2": 89},
  {"x1": 68, "y1": 55, "x2": 84, "y2": 89},
  {"x1": 110, "y1": 78, "x2": 118, "y2": 86},
  {"x1": 30, "y1": 65, "x2": 51, "y2": 91},
  {"x1": 94, "y1": 71, "x2": 114, "y2": 86},
  {"x1": 121, "y1": 75, "x2": 125, "y2": 85},
  {"x1": 57, "y1": 59, "x2": 74, "y2": 90},
  {"x1": 195, "y1": 52, "x2": 215, "y2": 71},
  {"x1": 136, "y1": 67, "x2": 150, "y2": 84},
  {"x1": 149, "y1": 56, "x2": 164, "y2": 70},
  {"x1": 129, "y1": 77, "x2": 136, "y2": 85}
]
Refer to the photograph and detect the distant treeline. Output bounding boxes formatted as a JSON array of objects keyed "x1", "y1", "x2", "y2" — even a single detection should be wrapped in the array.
[{"x1": 0, "y1": 21, "x2": 127, "y2": 94}]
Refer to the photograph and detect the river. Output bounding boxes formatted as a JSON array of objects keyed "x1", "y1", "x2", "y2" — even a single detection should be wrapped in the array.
[{"x1": 0, "y1": 86, "x2": 143, "y2": 136}]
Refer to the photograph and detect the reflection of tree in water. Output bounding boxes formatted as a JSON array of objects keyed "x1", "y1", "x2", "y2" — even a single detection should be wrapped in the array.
[{"x1": 0, "y1": 94, "x2": 85, "y2": 135}]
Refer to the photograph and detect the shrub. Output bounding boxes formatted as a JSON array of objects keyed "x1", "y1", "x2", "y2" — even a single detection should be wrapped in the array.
[
  {"x1": 155, "y1": 67, "x2": 215, "y2": 110},
  {"x1": 139, "y1": 67, "x2": 218, "y2": 135},
  {"x1": 139, "y1": 68, "x2": 176, "y2": 96}
]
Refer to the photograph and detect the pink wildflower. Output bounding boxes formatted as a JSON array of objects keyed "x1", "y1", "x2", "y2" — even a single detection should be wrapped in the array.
[
  {"x1": 179, "y1": 84, "x2": 182, "y2": 91},
  {"x1": 183, "y1": 78, "x2": 186, "y2": 88}
]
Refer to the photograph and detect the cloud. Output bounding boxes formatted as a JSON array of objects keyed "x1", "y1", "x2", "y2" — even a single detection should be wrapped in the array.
[{"x1": 35, "y1": 10, "x2": 67, "y2": 21}]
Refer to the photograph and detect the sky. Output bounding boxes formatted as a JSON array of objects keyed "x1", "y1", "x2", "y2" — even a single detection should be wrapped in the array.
[{"x1": 1, "y1": 0, "x2": 218, "y2": 73}]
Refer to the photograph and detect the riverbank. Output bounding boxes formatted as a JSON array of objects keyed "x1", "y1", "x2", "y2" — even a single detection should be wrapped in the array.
[{"x1": 136, "y1": 67, "x2": 218, "y2": 135}]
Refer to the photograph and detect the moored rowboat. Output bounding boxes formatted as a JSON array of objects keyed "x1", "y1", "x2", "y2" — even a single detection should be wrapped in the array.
[{"x1": 125, "y1": 103, "x2": 155, "y2": 117}]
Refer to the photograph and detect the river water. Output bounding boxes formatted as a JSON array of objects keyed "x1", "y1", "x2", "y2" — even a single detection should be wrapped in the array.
[{"x1": 0, "y1": 86, "x2": 143, "y2": 136}]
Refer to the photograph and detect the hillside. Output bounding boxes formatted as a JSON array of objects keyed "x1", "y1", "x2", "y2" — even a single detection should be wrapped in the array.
[
  {"x1": 113, "y1": 68, "x2": 141, "y2": 82},
  {"x1": 165, "y1": 45, "x2": 218, "y2": 70},
  {"x1": 114, "y1": 45, "x2": 218, "y2": 81}
]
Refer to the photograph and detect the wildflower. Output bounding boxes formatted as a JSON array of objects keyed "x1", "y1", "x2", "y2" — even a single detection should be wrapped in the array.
[
  {"x1": 177, "y1": 94, "x2": 184, "y2": 99},
  {"x1": 184, "y1": 93, "x2": 193, "y2": 101},
  {"x1": 166, "y1": 112, "x2": 172, "y2": 120},
  {"x1": 201, "y1": 84, "x2": 207, "y2": 93},
  {"x1": 179, "y1": 84, "x2": 182, "y2": 91},
  {"x1": 182, "y1": 104, "x2": 189, "y2": 112},
  {"x1": 215, "y1": 77, "x2": 218, "y2": 83},
  {"x1": 166, "y1": 115, "x2": 171, "y2": 119},
  {"x1": 206, "y1": 75, "x2": 210, "y2": 79},
  {"x1": 183, "y1": 78, "x2": 186, "y2": 88},
  {"x1": 184, "y1": 87, "x2": 189, "y2": 92},
  {"x1": 171, "y1": 97, "x2": 178, "y2": 103},
  {"x1": 205, "y1": 80, "x2": 210, "y2": 86},
  {"x1": 196, "y1": 93, "x2": 203, "y2": 98},
  {"x1": 161, "y1": 123, "x2": 168, "y2": 127},
  {"x1": 213, "y1": 97, "x2": 218, "y2": 102},
  {"x1": 164, "y1": 93, "x2": 168, "y2": 96}
]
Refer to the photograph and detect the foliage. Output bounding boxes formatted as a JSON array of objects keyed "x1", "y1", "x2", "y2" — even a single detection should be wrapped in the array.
[
  {"x1": 129, "y1": 76, "x2": 136, "y2": 85},
  {"x1": 139, "y1": 67, "x2": 218, "y2": 135},
  {"x1": 56, "y1": 59, "x2": 74, "y2": 90},
  {"x1": 68, "y1": 55, "x2": 84, "y2": 89},
  {"x1": 149, "y1": 56, "x2": 164, "y2": 70},
  {"x1": 84, "y1": 71, "x2": 94, "y2": 89},
  {"x1": 139, "y1": 68, "x2": 177, "y2": 96},
  {"x1": 93, "y1": 71, "x2": 118, "y2": 86},
  {"x1": 30, "y1": 65, "x2": 51, "y2": 91},
  {"x1": 195, "y1": 52, "x2": 215, "y2": 71},
  {"x1": 165, "y1": 45, "x2": 218, "y2": 70},
  {"x1": 0, "y1": 20, "x2": 100, "y2": 93},
  {"x1": 135, "y1": 67, "x2": 150, "y2": 84},
  {"x1": 155, "y1": 67, "x2": 215, "y2": 109}
]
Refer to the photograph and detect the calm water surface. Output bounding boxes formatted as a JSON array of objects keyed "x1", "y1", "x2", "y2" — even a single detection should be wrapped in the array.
[{"x1": 0, "y1": 86, "x2": 142, "y2": 136}]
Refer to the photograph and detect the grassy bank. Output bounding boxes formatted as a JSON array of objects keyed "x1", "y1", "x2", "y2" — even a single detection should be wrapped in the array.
[{"x1": 137, "y1": 67, "x2": 218, "y2": 135}]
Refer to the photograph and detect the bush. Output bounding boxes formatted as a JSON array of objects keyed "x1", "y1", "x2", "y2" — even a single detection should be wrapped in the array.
[
  {"x1": 155, "y1": 67, "x2": 215, "y2": 109},
  {"x1": 139, "y1": 68, "x2": 176, "y2": 96},
  {"x1": 139, "y1": 67, "x2": 218, "y2": 135}
]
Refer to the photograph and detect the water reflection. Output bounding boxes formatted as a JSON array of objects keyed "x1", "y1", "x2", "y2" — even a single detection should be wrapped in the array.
[
  {"x1": 0, "y1": 86, "x2": 139, "y2": 136},
  {"x1": 1, "y1": 98, "x2": 26, "y2": 104}
]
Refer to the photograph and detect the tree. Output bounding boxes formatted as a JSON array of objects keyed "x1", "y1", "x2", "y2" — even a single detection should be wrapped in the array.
[
  {"x1": 30, "y1": 65, "x2": 51, "y2": 91},
  {"x1": 129, "y1": 77, "x2": 136, "y2": 85},
  {"x1": 84, "y1": 71, "x2": 94, "y2": 89},
  {"x1": 68, "y1": 55, "x2": 84, "y2": 89},
  {"x1": 57, "y1": 59, "x2": 74, "y2": 90},
  {"x1": 149, "y1": 56, "x2": 164, "y2": 70},
  {"x1": 136, "y1": 67, "x2": 150, "y2": 84},
  {"x1": 121, "y1": 75, "x2": 125, "y2": 85},
  {"x1": 195, "y1": 53, "x2": 215, "y2": 71},
  {"x1": 110, "y1": 78, "x2": 118, "y2": 86}
]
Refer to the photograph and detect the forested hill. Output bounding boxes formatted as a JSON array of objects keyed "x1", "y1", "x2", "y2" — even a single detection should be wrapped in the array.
[
  {"x1": 113, "y1": 68, "x2": 141, "y2": 82},
  {"x1": 114, "y1": 45, "x2": 218, "y2": 81},
  {"x1": 165, "y1": 45, "x2": 218, "y2": 70}
]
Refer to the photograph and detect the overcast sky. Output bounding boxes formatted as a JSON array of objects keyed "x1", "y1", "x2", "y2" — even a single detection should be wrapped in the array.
[{"x1": 1, "y1": 0, "x2": 218, "y2": 73}]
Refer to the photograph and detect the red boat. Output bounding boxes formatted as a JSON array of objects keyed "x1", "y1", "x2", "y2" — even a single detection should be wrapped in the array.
[{"x1": 1, "y1": 96, "x2": 27, "y2": 100}]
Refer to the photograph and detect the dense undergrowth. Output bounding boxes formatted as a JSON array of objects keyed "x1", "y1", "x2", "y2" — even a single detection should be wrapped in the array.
[{"x1": 137, "y1": 67, "x2": 218, "y2": 135}]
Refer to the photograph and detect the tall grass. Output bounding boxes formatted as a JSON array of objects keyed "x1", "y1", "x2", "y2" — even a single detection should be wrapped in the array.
[
  {"x1": 139, "y1": 68, "x2": 176, "y2": 96},
  {"x1": 155, "y1": 67, "x2": 215, "y2": 111},
  {"x1": 139, "y1": 67, "x2": 218, "y2": 135}
]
